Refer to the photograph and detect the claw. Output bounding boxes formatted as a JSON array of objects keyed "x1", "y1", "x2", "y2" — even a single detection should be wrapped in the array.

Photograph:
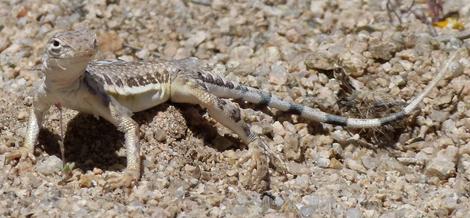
[
  {"x1": 5, "y1": 147, "x2": 35, "y2": 164},
  {"x1": 104, "y1": 170, "x2": 139, "y2": 190}
]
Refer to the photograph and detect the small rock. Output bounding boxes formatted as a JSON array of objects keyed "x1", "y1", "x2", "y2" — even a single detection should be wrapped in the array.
[
  {"x1": 459, "y1": 143, "x2": 470, "y2": 155},
  {"x1": 163, "y1": 41, "x2": 179, "y2": 58},
  {"x1": 425, "y1": 146, "x2": 458, "y2": 180},
  {"x1": 309, "y1": 0, "x2": 327, "y2": 16},
  {"x1": 368, "y1": 32, "x2": 404, "y2": 61},
  {"x1": 36, "y1": 155, "x2": 63, "y2": 176},
  {"x1": 230, "y1": 45, "x2": 253, "y2": 60},
  {"x1": 345, "y1": 159, "x2": 367, "y2": 173},
  {"x1": 251, "y1": 124, "x2": 264, "y2": 135},
  {"x1": 184, "y1": 164, "x2": 199, "y2": 178},
  {"x1": 226, "y1": 169, "x2": 238, "y2": 177},
  {"x1": 285, "y1": 29, "x2": 300, "y2": 43},
  {"x1": 346, "y1": 208, "x2": 362, "y2": 218},
  {"x1": 442, "y1": 119, "x2": 458, "y2": 136},
  {"x1": 154, "y1": 130, "x2": 167, "y2": 142},
  {"x1": 429, "y1": 110, "x2": 449, "y2": 123},
  {"x1": 265, "y1": 46, "x2": 281, "y2": 63},
  {"x1": 284, "y1": 134, "x2": 301, "y2": 161},
  {"x1": 361, "y1": 155, "x2": 378, "y2": 170},
  {"x1": 390, "y1": 75, "x2": 406, "y2": 87},
  {"x1": 286, "y1": 162, "x2": 310, "y2": 175},
  {"x1": 186, "y1": 31, "x2": 208, "y2": 47},
  {"x1": 329, "y1": 158, "x2": 343, "y2": 169},
  {"x1": 316, "y1": 157, "x2": 330, "y2": 168},
  {"x1": 272, "y1": 121, "x2": 286, "y2": 136},
  {"x1": 0, "y1": 37, "x2": 10, "y2": 53},
  {"x1": 269, "y1": 63, "x2": 288, "y2": 85},
  {"x1": 98, "y1": 31, "x2": 123, "y2": 52},
  {"x1": 461, "y1": 118, "x2": 470, "y2": 130},
  {"x1": 292, "y1": 175, "x2": 310, "y2": 190},
  {"x1": 398, "y1": 60, "x2": 413, "y2": 71},
  {"x1": 17, "y1": 110, "x2": 28, "y2": 120},
  {"x1": 459, "y1": 154, "x2": 470, "y2": 180},
  {"x1": 340, "y1": 51, "x2": 367, "y2": 77},
  {"x1": 442, "y1": 193, "x2": 458, "y2": 212},
  {"x1": 0, "y1": 155, "x2": 5, "y2": 168},
  {"x1": 396, "y1": 49, "x2": 417, "y2": 62},
  {"x1": 305, "y1": 50, "x2": 338, "y2": 71},
  {"x1": 135, "y1": 49, "x2": 149, "y2": 59}
]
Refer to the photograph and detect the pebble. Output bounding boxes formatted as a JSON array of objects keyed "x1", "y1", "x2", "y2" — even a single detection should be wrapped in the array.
[
  {"x1": 98, "y1": 31, "x2": 123, "y2": 52},
  {"x1": 429, "y1": 110, "x2": 449, "y2": 123},
  {"x1": 284, "y1": 134, "x2": 301, "y2": 161},
  {"x1": 442, "y1": 119, "x2": 458, "y2": 136},
  {"x1": 17, "y1": 110, "x2": 28, "y2": 120},
  {"x1": 0, "y1": 37, "x2": 10, "y2": 53},
  {"x1": 346, "y1": 208, "x2": 362, "y2": 218},
  {"x1": 345, "y1": 159, "x2": 367, "y2": 174},
  {"x1": 340, "y1": 51, "x2": 367, "y2": 77},
  {"x1": 425, "y1": 146, "x2": 458, "y2": 180},
  {"x1": 0, "y1": 155, "x2": 5, "y2": 168},
  {"x1": 368, "y1": 33, "x2": 404, "y2": 61},
  {"x1": 304, "y1": 50, "x2": 337, "y2": 71},
  {"x1": 230, "y1": 45, "x2": 253, "y2": 60},
  {"x1": 272, "y1": 121, "x2": 286, "y2": 136},
  {"x1": 264, "y1": 46, "x2": 281, "y2": 63},
  {"x1": 269, "y1": 63, "x2": 288, "y2": 85},
  {"x1": 459, "y1": 154, "x2": 470, "y2": 180},
  {"x1": 186, "y1": 31, "x2": 208, "y2": 47},
  {"x1": 36, "y1": 155, "x2": 63, "y2": 176}
]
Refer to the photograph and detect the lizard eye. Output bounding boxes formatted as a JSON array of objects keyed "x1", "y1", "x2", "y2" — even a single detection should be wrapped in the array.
[
  {"x1": 51, "y1": 39, "x2": 62, "y2": 49},
  {"x1": 49, "y1": 39, "x2": 63, "y2": 55}
]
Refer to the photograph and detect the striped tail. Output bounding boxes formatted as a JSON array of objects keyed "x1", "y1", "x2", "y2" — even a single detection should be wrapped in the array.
[{"x1": 198, "y1": 51, "x2": 459, "y2": 128}]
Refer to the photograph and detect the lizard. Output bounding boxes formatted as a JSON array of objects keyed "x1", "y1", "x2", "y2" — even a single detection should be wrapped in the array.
[{"x1": 5, "y1": 29, "x2": 461, "y2": 190}]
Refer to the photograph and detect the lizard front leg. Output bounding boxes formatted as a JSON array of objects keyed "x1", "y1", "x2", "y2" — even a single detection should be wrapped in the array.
[
  {"x1": 103, "y1": 100, "x2": 141, "y2": 190},
  {"x1": 7, "y1": 92, "x2": 51, "y2": 162}
]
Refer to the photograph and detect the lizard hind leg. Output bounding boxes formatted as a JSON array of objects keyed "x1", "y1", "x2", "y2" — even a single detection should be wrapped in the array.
[{"x1": 173, "y1": 80, "x2": 285, "y2": 191}]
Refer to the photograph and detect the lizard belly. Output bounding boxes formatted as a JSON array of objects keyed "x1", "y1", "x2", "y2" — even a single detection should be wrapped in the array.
[{"x1": 109, "y1": 89, "x2": 170, "y2": 112}]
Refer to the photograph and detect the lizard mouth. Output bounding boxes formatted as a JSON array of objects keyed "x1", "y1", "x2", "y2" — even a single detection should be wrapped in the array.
[{"x1": 55, "y1": 51, "x2": 95, "y2": 61}]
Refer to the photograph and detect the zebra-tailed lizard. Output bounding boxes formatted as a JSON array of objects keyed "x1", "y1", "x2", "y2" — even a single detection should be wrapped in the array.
[{"x1": 6, "y1": 29, "x2": 461, "y2": 190}]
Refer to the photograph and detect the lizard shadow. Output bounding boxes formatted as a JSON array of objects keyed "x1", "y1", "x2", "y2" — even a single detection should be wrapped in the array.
[
  {"x1": 42, "y1": 113, "x2": 126, "y2": 172},
  {"x1": 41, "y1": 103, "x2": 241, "y2": 173},
  {"x1": 133, "y1": 103, "x2": 244, "y2": 152},
  {"x1": 176, "y1": 104, "x2": 245, "y2": 152}
]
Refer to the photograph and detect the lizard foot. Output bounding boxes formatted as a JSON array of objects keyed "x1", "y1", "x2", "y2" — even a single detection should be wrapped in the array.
[
  {"x1": 5, "y1": 147, "x2": 36, "y2": 164},
  {"x1": 257, "y1": 138, "x2": 287, "y2": 175},
  {"x1": 237, "y1": 141, "x2": 270, "y2": 192},
  {"x1": 104, "y1": 169, "x2": 140, "y2": 190},
  {"x1": 238, "y1": 137, "x2": 287, "y2": 174}
]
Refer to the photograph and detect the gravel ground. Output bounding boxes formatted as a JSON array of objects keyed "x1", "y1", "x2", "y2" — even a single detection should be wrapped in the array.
[{"x1": 1, "y1": 0, "x2": 470, "y2": 217}]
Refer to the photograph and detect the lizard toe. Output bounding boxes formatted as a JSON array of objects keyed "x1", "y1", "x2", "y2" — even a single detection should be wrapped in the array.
[
  {"x1": 104, "y1": 170, "x2": 139, "y2": 190},
  {"x1": 5, "y1": 147, "x2": 35, "y2": 164}
]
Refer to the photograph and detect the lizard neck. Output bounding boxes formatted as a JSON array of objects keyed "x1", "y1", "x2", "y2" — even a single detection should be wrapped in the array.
[{"x1": 42, "y1": 55, "x2": 89, "y2": 92}]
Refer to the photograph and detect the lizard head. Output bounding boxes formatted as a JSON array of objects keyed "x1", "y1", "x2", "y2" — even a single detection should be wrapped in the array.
[
  {"x1": 46, "y1": 29, "x2": 97, "y2": 60},
  {"x1": 43, "y1": 29, "x2": 97, "y2": 86},
  {"x1": 44, "y1": 29, "x2": 97, "y2": 70}
]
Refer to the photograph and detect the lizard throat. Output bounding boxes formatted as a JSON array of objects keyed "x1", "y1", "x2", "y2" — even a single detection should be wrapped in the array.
[{"x1": 43, "y1": 58, "x2": 88, "y2": 92}]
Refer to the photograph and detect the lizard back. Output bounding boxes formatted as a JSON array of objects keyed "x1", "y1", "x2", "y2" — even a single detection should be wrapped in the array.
[{"x1": 86, "y1": 60, "x2": 174, "y2": 112}]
